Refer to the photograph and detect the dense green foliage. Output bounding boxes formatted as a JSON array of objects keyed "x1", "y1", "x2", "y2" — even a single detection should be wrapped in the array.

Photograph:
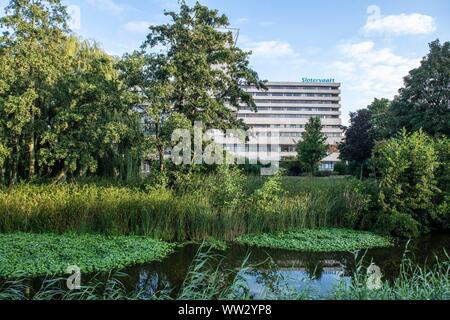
[
  {"x1": 0, "y1": 0, "x2": 263, "y2": 183},
  {"x1": 0, "y1": 233, "x2": 173, "y2": 278},
  {"x1": 0, "y1": 1, "x2": 142, "y2": 183},
  {"x1": 389, "y1": 40, "x2": 450, "y2": 136},
  {"x1": 339, "y1": 109, "x2": 374, "y2": 178},
  {"x1": 236, "y1": 229, "x2": 392, "y2": 252},
  {"x1": 372, "y1": 130, "x2": 449, "y2": 237},
  {"x1": 296, "y1": 117, "x2": 328, "y2": 175},
  {"x1": 141, "y1": 1, "x2": 265, "y2": 130},
  {"x1": 0, "y1": 176, "x2": 373, "y2": 241}
]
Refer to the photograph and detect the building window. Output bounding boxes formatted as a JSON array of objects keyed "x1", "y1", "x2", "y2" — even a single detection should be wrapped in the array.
[{"x1": 320, "y1": 162, "x2": 335, "y2": 171}]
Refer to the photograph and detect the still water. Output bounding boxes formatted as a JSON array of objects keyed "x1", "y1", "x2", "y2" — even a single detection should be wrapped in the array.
[{"x1": 121, "y1": 234, "x2": 450, "y2": 299}]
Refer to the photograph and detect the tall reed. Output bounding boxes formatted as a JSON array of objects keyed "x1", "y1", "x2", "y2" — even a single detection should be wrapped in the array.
[{"x1": 0, "y1": 176, "x2": 371, "y2": 241}]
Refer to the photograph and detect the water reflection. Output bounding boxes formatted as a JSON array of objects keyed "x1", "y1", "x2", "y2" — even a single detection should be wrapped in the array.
[{"x1": 123, "y1": 234, "x2": 449, "y2": 299}]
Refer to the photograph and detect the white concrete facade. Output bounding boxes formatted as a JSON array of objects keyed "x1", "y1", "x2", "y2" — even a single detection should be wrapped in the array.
[{"x1": 235, "y1": 81, "x2": 343, "y2": 170}]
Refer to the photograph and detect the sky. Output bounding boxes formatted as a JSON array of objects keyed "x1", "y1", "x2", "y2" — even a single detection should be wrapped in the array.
[{"x1": 1, "y1": 0, "x2": 449, "y2": 125}]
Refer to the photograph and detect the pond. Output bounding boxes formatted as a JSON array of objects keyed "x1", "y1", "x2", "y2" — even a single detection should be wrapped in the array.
[{"x1": 121, "y1": 234, "x2": 450, "y2": 299}]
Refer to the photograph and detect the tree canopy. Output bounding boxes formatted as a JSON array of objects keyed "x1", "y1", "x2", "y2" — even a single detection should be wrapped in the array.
[
  {"x1": 389, "y1": 40, "x2": 450, "y2": 136},
  {"x1": 296, "y1": 117, "x2": 328, "y2": 175},
  {"x1": 142, "y1": 1, "x2": 266, "y2": 130}
]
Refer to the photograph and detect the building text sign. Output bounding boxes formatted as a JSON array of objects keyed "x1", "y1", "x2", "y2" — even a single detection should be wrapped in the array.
[{"x1": 302, "y1": 78, "x2": 335, "y2": 83}]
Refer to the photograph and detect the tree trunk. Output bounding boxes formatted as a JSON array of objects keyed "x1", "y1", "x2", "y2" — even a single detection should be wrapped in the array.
[
  {"x1": 28, "y1": 130, "x2": 35, "y2": 180},
  {"x1": 360, "y1": 162, "x2": 364, "y2": 180},
  {"x1": 54, "y1": 167, "x2": 68, "y2": 183},
  {"x1": 159, "y1": 147, "x2": 165, "y2": 172}
]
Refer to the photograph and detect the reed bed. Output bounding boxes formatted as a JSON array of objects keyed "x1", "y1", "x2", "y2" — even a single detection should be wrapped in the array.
[{"x1": 0, "y1": 177, "x2": 371, "y2": 241}]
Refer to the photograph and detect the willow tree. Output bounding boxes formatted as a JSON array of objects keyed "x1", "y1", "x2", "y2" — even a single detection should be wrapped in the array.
[
  {"x1": 0, "y1": 0, "x2": 70, "y2": 182},
  {"x1": 38, "y1": 39, "x2": 141, "y2": 180},
  {"x1": 141, "y1": 1, "x2": 266, "y2": 131}
]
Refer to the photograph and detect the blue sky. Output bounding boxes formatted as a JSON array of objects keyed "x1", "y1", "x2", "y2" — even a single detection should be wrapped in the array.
[{"x1": 1, "y1": 0, "x2": 449, "y2": 124}]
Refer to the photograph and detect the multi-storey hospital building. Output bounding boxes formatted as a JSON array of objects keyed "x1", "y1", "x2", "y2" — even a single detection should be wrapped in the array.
[{"x1": 232, "y1": 81, "x2": 343, "y2": 171}]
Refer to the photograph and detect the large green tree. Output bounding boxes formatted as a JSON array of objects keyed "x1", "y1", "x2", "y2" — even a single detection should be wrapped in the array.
[
  {"x1": 39, "y1": 39, "x2": 141, "y2": 180},
  {"x1": 296, "y1": 117, "x2": 328, "y2": 175},
  {"x1": 0, "y1": 1, "x2": 142, "y2": 183},
  {"x1": 339, "y1": 109, "x2": 373, "y2": 179},
  {"x1": 389, "y1": 40, "x2": 450, "y2": 136},
  {"x1": 0, "y1": 0, "x2": 70, "y2": 182},
  {"x1": 141, "y1": 1, "x2": 266, "y2": 130}
]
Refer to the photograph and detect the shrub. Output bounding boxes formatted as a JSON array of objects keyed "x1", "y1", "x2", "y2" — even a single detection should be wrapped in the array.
[
  {"x1": 372, "y1": 130, "x2": 441, "y2": 236},
  {"x1": 314, "y1": 171, "x2": 333, "y2": 177},
  {"x1": 249, "y1": 172, "x2": 285, "y2": 215},
  {"x1": 333, "y1": 161, "x2": 348, "y2": 175},
  {"x1": 375, "y1": 212, "x2": 420, "y2": 239},
  {"x1": 433, "y1": 137, "x2": 450, "y2": 230}
]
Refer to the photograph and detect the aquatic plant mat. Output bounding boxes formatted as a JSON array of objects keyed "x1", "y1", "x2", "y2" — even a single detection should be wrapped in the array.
[
  {"x1": 0, "y1": 233, "x2": 173, "y2": 278},
  {"x1": 236, "y1": 228, "x2": 393, "y2": 252}
]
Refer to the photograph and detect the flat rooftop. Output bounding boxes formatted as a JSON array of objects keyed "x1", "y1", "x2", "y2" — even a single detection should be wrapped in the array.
[{"x1": 263, "y1": 81, "x2": 341, "y2": 86}]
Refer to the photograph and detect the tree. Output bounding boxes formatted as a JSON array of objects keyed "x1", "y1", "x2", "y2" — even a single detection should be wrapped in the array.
[
  {"x1": 39, "y1": 39, "x2": 141, "y2": 180},
  {"x1": 0, "y1": 0, "x2": 70, "y2": 182},
  {"x1": 433, "y1": 136, "x2": 450, "y2": 230},
  {"x1": 389, "y1": 40, "x2": 450, "y2": 136},
  {"x1": 141, "y1": 1, "x2": 265, "y2": 131},
  {"x1": 296, "y1": 117, "x2": 328, "y2": 175},
  {"x1": 373, "y1": 130, "x2": 441, "y2": 237},
  {"x1": 0, "y1": 1, "x2": 142, "y2": 183},
  {"x1": 367, "y1": 98, "x2": 392, "y2": 141},
  {"x1": 339, "y1": 109, "x2": 374, "y2": 179},
  {"x1": 0, "y1": 142, "x2": 8, "y2": 170}
]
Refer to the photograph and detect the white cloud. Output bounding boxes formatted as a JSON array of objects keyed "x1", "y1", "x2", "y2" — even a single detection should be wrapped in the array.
[
  {"x1": 363, "y1": 5, "x2": 436, "y2": 36},
  {"x1": 245, "y1": 40, "x2": 297, "y2": 59},
  {"x1": 86, "y1": 0, "x2": 124, "y2": 15},
  {"x1": 67, "y1": 5, "x2": 81, "y2": 31},
  {"x1": 328, "y1": 41, "x2": 421, "y2": 123},
  {"x1": 124, "y1": 21, "x2": 152, "y2": 33}
]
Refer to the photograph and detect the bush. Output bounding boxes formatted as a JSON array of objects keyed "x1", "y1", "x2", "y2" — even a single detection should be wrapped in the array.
[
  {"x1": 280, "y1": 158, "x2": 304, "y2": 176},
  {"x1": 375, "y1": 212, "x2": 420, "y2": 239},
  {"x1": 333, "y1": 161, "x2": 348, "y2": 175},
  {"x1": 314, "y1": 171, "x2": 333, "y2": 177},
  {"x1": 372, "y1": 130, "x2": 441, "y2": 236},
  {"x1": 249, "y1": 172, "x2": 284, "y2": 215},
  {"x1": 433, "y1": 137, "x2": 450, "y2": 230}
]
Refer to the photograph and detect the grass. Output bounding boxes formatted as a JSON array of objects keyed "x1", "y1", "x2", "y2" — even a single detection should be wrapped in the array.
[
  {"x1": 0, "y1": 233, "x2": 174, "y2": 279},
  {"x1": 236, "y1": 228, "x2": 393, "y2": 252},
  {"x1": 331, "y1": 251, "x2": 450, "y2": 300},
  {"x1": 0, "y1": 176, "x2": 373, "y2": 241}
]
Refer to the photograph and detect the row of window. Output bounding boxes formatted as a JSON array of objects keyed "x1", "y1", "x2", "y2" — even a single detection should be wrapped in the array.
[
  {"x1": 223, "y1": 144, "x2": 339, "y2": 155},
  {"x1": 251, "y1": 92, "x2": 339, "y2": 98},
  {"x1": 238, "y1": 114, "x2": 340, "y2": 119},
  {"x1": 224, "y1": 144, "x2": 290, "y2": 153},
  {"x1": 251, "y1": 124, "x2": 342, "y2": 129},
  {"x1": 320, "y1": 162, "x2": 335, "y2": 171},
  {"x1": 245, "y1": 86, "x2": 338, "y2": 91},
  {"x1": 239, "y1": 107, "x2": 340, "y2": 112},
  {"x1": 252, "y1": 100, "x2": 340, "y2": 105},
  {"x1": 254, "y1": 132, "x2": 342, "y2": 138}
]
